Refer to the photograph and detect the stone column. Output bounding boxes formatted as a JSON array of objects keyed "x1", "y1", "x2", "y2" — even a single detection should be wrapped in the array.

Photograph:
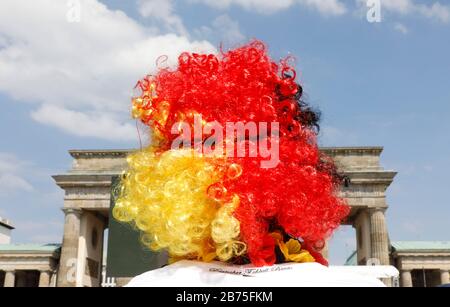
[
  {"x1": 401, "y1": 270, "x2": 413, "y2": 287},
  {"x1": 354, "y1": 211, "x2": 371, "y2": 265},
  {"x1": 369, "y1": 208, "x2": 390, "y2": 265},
  {"x1": 4, "y1": 270, "x2": 15, "y2": 287},
  {"x1": 369, "y1": 208, "x2": 391, "y2": 286},
  {"x1": 440, "y1": 269, "x2": 450, "y2": 285},
  {"x1": 57, "y1": 208, "x2": 82, "y2": 287},
  {"x1": 39, "y1": 270, "x2": 52, "y2": 287}
]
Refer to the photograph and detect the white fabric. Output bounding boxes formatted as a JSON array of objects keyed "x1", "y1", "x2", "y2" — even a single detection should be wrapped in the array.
[
  {"x1": 329, "y1": 265, "x2": 399, "y2": 279},
  {"x1": 126, "y1": 260, "x2": 387, "y2": 287}
]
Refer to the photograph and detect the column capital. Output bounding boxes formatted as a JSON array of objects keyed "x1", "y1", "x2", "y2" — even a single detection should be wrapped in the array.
[
  {"x1": 62, "y1": 207, "x2": 82, "y2": 217},
  {"x1": 39, "y1": 270, "x2": 52, "y2": 287},
  {"x1": 4, "y1": 270, "x2": 16, "y2": 287},
  {"x1": 368, "y1": 207, "x2": 386, "y2": 214},
  {"x1": 440, "y1": 269, "x2": 450, "y2": 285},
  {"x1": 401, "y1": 270, "x2": 413, "y2": 287},
  {"x1": 39, "y1": 269, "x2": 53, "y2": 274}
]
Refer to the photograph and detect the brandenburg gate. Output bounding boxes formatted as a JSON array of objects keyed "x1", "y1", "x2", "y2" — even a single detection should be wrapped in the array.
[{"x1": 53, "y1": 146, "x2": 396, "y2": 287}]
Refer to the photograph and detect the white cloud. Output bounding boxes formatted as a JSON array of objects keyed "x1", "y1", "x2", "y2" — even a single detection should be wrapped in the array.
[
  {"x1": 213, "y1": 15, "x2": 246, "y2": 44},
  {"x1": 0, "y1": 153, "x2": 30, "y2": 174},
  {"x1": 358, "y1": 0, "x2": 450, "y2": 23},
  {"x1": 0, "y1": 174, "x2": 33, "y2": 192},
  {"x1": 195, "y1": 14, "x2": 246, "y2": 45},
  {"x1": 394, "y1": 22, "x2": 409, "y2": 34},
  {"x1": 0, "y1": 153, "x2": 21, "y2": 174},
  {"x1": 137, "y1": 0, "x2": 187, "y2": 35},
  {"x1": 189, "y1": 0, "x2": 347, "y2": 16},
  {"x1": 298, "y1": 0, "x2": 347, "y2": 16},
  {"x1": 0, "y1": 153, "x2": 33, "y2": 193},
  {"x1": 31, "y1": 104, "x2": 137, "y2": 141},
  {"x1": 379, "y1": 0, "x2": 413, "y2": 14},
  {"x1": 418, "y1": 2, "x2": 450, "y2": 23},
  {"x1": 0, "y1": 0, "x2": 215, "y2": 141},
  {"x1": 189, "y1": 0, "x2": 296, "y2": 14},
  {"x1": 386, "y1": 0, "x2": 450, "y2": 23},
  {"x1": 199, "y1": 0, "x2": 448, "y2": 22}
]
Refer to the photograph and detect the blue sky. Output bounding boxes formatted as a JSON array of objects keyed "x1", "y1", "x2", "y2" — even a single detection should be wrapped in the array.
[{"x1": 0, "y1": 0, "x2": 449, "y2": 264}]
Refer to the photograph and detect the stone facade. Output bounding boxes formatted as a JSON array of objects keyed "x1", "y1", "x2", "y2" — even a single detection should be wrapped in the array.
[
  {"x1": 323, "y1": 147, "x2": 395, "y2": 271},
  {"x1": 391, "y1": 242, "x2": 450, "y2": 287},
  {"x1": 0, "y1": 245, "x2": 60, "y2": 287}
]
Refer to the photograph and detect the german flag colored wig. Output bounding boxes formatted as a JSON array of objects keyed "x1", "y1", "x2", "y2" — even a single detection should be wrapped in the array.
[{"x1": 113, "y1": 40, "x2": 349, "y2": 267}]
